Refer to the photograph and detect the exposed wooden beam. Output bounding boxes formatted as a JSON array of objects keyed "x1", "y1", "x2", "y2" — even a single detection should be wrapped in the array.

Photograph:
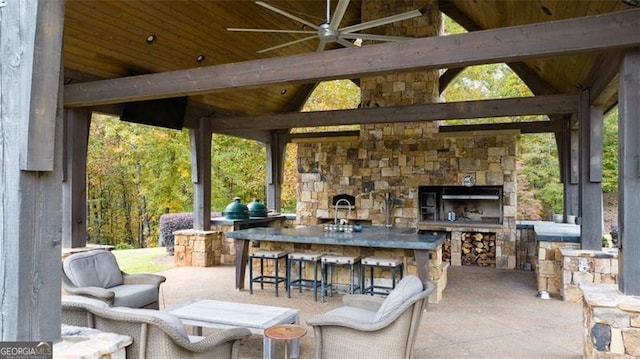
[
  {"x1": 507, "y1": 62, "x2": 558, "y2": 96},
  {"x1": 439, "y1": 68, "x2": 464, "y2": 95},
  {"x1": 210, "y1": 94, "x2": 578, "y2": 132},
  {"x1": 64, "y1": 9, "x2": 640, "y2": 108},
  {"x1": 439, "y1": 0, "x2": 482, "y2": 31},
  {"x1": 439, "y1": 0, "x2": 560, "y2": 97},
  {"x1": 582, "y1": 51, "x2": 624, "y2": 109},
  {"x1": 438, "y1": 121, "x2": 563, "y2": 134},
  {"x1": 288, "y1": 130, "x2": 360, "y2": 142},
  {"x1": 283, "y1": 83, "x2": 318, "y2": 112}
]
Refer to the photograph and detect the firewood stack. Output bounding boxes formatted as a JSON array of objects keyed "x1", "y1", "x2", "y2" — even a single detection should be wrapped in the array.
[{"x1": 461, "y1": 232, "x2": 496, "y2": 267}]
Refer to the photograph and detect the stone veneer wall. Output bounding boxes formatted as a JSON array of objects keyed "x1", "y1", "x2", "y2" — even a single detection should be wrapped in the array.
[
  {"x1": 536, "y1": 241, "x2": 580, "y2": 297},
  {"x1": 581, "y1": 283, "x2": 640, "y2": 358},
  {"x1": 174, "y1": 217, "x2": 295, "y2": 267},
  {"x1": 535, "y1": 244, "x2": 619, "y2": 301},
  {"x1": 560, "y1": 248, "x2": 618, "y2": 302},
  {"x1": 296, "y1": 130, "x2": 519, "y2": 268}
]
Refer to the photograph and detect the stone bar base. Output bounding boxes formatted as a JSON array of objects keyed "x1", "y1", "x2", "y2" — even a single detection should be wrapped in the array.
[
  {"x1": 536, "y1": 241, "x2": 580, "y2": 298},
  {"x1": 581, "y1": 283, "x2": 640, "y2": 358},
  {"x1": 560, "y1": 248, "x2": 618, "y2": 302},
  {"x1": 173, "y1": 230, "x2": 221, "y2": 267},
  {"x1": 55, "y1": 324, "x2": 131, "y2": 359},
  {"x1": 254, "y1": 242, "x2": 447, "y2": 303}
]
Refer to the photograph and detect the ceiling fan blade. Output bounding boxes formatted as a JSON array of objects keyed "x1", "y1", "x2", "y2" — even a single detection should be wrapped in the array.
[
  {"x1": 340, "y1": 8, "x2": 424, "y2": 34},
  {"x1": 227, "y1": 28, "x2": 315, "y2": 34},
  {"x1": 341, "y1": 33, "x2": 411, "y2": 42},
  {"x1": 257, "y1": 35, "x2": 317, "y2": 54},
  {"x1": 335, "y1": 38, "x2": 357, "y2": 48},
  {"x1": 255, "y1": 1, "x2": 320, "y2": 30},
  {"x1": 330, "y1": 0, "x2": 350, "y2": 30}
]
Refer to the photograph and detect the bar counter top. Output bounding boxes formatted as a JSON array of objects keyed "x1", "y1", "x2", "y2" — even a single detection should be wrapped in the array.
[{"x1": 226, "y1": 226, "x2": 446, "y2": 250}]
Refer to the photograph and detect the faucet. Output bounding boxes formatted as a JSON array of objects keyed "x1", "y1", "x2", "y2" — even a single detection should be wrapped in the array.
[{"x1": 334, "y1": 199, "x2": 352, "y2": 226}]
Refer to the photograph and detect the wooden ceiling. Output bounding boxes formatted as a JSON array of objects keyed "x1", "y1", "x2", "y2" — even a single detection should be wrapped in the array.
[{"x1": 62, "y1": 0, "x2": 635, "y2": 127}]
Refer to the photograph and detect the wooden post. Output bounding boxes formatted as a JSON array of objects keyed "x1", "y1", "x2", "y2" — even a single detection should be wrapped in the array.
[
  {"x1": 266, "y1": 131, "x2": 287, "y2": 213},
  {"x1": 618, "y1": 48, "x2": 640, "y2": 295},
  {"x1": 558, "y1": 118, "x2": 579, "y2": 219},
  {"x1": 0, "y1": 0, "x2": 65, "y2": 341},
  {"x1": 62, "y1": 108, "x2": 91, "y2": 248},
  {"x1": 578, "y1": 89, "x2": 604, "y2": 250},
  {"x1": 189, "y1": 119, "x2": 212, "y2": 231}
]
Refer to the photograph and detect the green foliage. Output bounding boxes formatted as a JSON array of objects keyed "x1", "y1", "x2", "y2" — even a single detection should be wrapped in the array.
[
  {"x1": 211, "y1": 135, "x2": 266, "y2": 210},
  {"x1": 602, "y1": 109, "x2": 618, "y2": 193},
  {"x1": 115, "y1": 242, "x2": 135, "y2": 250},
  {"x1": 87, "y1": 115, "x2": 271, "y2": 247}
]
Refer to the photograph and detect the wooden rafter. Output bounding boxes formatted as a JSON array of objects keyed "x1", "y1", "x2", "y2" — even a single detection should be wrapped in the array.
[
  {"x1": 64, "y1": 9, "x2": 640, "y2": 108},
  {"x1": 210, "y1": 94, "x2": 578, "y2": 132}
]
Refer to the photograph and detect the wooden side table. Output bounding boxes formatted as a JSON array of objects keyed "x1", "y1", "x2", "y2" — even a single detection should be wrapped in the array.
[{"x1": 264, "y1": 324, "x2": 307, "y2": 359}]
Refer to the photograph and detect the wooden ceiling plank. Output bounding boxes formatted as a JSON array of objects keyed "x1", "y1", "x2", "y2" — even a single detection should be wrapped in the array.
[
  {"x1": 64, "y1": 9, "x2": 640, "y2": 107},
  {"x1": 209, "y1": 94, "x2": 579, "y2": 132}
]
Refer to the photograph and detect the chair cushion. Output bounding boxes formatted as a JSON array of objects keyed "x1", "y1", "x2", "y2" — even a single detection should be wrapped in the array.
[
  {"x1": 110, "y1": 284, "x2": 158, "y2": 308},
  {"x1": 374, "y1": 275, "x2": 423, "y2": 321},
  {"x1": 110, "y1": 307, "x2": 189, "y2": 339},
  {"x1": 63, "y1": 250, "x2": 123, "y2": 288},
  {"x1": 324, "y1": 306, "x2": 376, "y2": 323}
]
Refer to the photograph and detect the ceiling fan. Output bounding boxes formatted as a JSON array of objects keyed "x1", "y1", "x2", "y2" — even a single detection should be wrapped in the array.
[{"x1": 227, "y1": 0, "x2": 427, "y2": 53}]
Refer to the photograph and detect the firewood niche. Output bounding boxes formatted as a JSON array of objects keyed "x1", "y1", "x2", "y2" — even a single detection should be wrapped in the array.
[{"x1": 443, "y1": 232, "x2": 497, "y2": 267}]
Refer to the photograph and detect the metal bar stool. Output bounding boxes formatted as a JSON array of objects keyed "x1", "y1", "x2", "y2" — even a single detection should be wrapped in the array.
[
  {"x1": 361, "y1": 257, "x2": 404, "y2": 296},
  {"x1": 320, "y1": 255, "x2": 361, "y2": 303},
  {"x1": 249, "y1": 250, "x2": 289, "y2": 297},
  {"x1": 287, "y1": 252, "x2": 323, "y2": 301}
]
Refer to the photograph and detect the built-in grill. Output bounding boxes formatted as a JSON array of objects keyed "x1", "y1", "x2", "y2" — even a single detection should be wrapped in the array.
[{"x1": 419, "y1": 186, "x2": 503, "y2": 224}]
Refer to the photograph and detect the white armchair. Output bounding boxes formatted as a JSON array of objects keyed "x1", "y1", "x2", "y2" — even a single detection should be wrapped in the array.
[
  {"x1": 61, "y1": 296, "x2": 251, "y2": 359},
  {"x1": 62, "y1": 250, "x2": 166, "y2": 309},
  {"x1": 306, "y1": 275, "x2": 434, "y2": 359}
]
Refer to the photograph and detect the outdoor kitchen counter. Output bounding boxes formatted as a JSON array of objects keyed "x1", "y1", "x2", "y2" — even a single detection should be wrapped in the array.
[
  {"x1": 227, "y1": 226, "x2": 446, "y2": 290},
  {"x1": 518, "y1": 220, "x2": 581, "y2": 242}
]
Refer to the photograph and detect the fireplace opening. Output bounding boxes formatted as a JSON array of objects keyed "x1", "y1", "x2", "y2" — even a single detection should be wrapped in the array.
[{"x1": 419, "y1": 185, "x2": 503, "y2": 224}]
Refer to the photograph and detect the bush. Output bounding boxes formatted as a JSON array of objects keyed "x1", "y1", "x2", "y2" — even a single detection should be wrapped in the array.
[
  {"x1": 115, "y1": 242, "x2": 135, "y2": 250},
  {"x1": 159, "y1": 213, "x2": 194, "y2": 254}
]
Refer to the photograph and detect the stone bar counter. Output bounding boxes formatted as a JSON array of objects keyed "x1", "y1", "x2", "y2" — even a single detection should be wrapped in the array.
[
  {"x1": 519, "y1": 221, "x2": 581, "y2": 299},
  {"x1": 227, "y1": 226, "x2": 448, "y2": 303}
]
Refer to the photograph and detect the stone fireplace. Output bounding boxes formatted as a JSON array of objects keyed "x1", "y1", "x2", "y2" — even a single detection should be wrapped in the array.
[
  {"x1": 296, "y1": 129, "x2": 519, "y2": 269},
  {"x1": 294, "y1": 0, "x2": 517, "y2": 269}
]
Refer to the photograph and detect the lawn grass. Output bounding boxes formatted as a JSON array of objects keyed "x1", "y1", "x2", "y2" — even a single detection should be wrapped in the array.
[{"x1": 111, "y1": 247, "x2": 173, "y2": 273}]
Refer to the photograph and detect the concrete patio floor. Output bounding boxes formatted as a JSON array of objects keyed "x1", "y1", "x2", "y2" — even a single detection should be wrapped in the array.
[{"x1": 158, "y1": 264, "x2": 583, "y2": 359}]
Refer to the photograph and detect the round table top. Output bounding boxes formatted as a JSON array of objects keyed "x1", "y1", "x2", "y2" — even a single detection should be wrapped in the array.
[{"x1": 264, "y1": 324, "x2": 307, "y2": 340}]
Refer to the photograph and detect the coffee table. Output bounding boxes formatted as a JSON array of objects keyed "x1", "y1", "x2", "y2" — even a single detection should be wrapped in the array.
[{"x1": 166, "y1": 299, "x2": 301, "y2": 359}]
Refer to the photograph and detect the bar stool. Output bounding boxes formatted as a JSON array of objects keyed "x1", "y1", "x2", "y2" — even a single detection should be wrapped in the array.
[
  {"x1": 249, "y1": 250, "x2": 288, "y2": 297},
  {"x1": 320, "y1": 255, "x2": 361, "y2": 302},
  {"x1": 361, "y1": 257, "x2": 404, "y2": 296},
  {"x1": 287, "y1": 252, "x2": 323, "y2": 301}
]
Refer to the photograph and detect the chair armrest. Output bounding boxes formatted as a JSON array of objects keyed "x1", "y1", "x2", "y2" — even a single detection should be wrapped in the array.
[
  {"x1": 122, "y1": 273, "x2": 167, "y2": 286},
  {"x1": 179, "y1": 328, "x2": 252, "y2": 353},
  {"x1": 306, "y1": 314, "x2": 394, "y2": 332},
  {"x1": 63, "y1": 286, "x2": 115, "y2": 303},
  {"x1": 341, "y1": 294, "x2": 385, "y2": 312}
]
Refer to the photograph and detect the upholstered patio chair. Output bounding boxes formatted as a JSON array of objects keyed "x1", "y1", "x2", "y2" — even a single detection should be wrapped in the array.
[
  {"x1": 62, "y1": 249, "x2": 166, "y2": 309},
  {"x1": 306, "y1": 275, "x2": 434, "y2": 359},
  {"x1": 61, "y1": 296, "x2": 252, "y2": 359}
]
